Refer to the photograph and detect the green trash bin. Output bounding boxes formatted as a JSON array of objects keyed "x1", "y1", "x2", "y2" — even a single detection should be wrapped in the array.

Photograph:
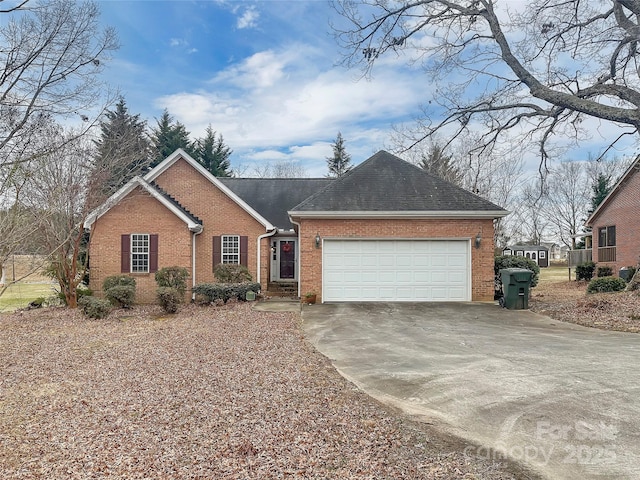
[{"x1": 499, "y1": 268, "x2": 533, "y2": 309}]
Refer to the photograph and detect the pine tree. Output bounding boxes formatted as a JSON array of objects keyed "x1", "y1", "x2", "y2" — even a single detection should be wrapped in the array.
[
  {"x1": 150, "y1": 109, "x2": 195, "y2": 167},
  {"x1": 589, "y1": 173, "x2": 612, "y2": 214},
  {"x1": 93, "y1": 98, "x2": 152, "y2": 194},
  {"x1": 194, "y1": 125, "x2": 232, "y2": 177},
  {"x1": 418, "y1": 144, "x2": 463, "y2": 186},
  {"x1": 326, "y1": 132, "x2": 352, "y2": 177}
]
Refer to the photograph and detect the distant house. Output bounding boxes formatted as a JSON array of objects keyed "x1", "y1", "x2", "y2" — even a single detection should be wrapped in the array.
[
  {"x1": 84, "y1": 149, "x2": 508, "y2": 303},
  {"x1": 585, "y1": 157, "x2": 640, "y2": 274},
  {"x1": 502, "y1": 245, "x2": 549, "y2": 267},
  {"x1": 541, "y1": 242, "x2": 568, "y2": 261}
]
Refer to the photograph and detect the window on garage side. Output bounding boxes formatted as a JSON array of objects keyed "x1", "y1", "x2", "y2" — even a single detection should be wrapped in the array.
[{"x1": 131, "y1": 234, "x2": 150, "y2": 272}]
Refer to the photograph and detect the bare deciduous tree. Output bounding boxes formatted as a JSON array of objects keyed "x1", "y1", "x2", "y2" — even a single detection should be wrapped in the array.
[
  {"x1": 334, "y1": 0, "x2": 640, "y2": 163},
  {"x1": 0, "y1": 0, "x2": 118, "y2": 179},
  {"x1": 250, "y1": 160, "x2": 308, "y2": 178}
]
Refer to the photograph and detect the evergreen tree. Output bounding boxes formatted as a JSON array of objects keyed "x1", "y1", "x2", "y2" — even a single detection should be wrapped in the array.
[
  {"x1": 418, "y1": 144, "x2": 463, "y2": 186},
  {"x1": 589, "y1": 173, "x2": 613, "y2": 214},
  {"x1": 194, "y1": 125, "x2": 232, "y2": 177},
  {"x1": 93, "y1": 98, "x2": 152, "y2": 193},
  {"x1": 151, "y1": 109, "x2": 194, "y2": 167},
  {"x1": 326, "y1": 132, "x2": 352, "y2": 177}
]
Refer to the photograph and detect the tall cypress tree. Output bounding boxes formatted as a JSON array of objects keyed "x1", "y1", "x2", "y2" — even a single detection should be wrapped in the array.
[
  {"x1": 151, "y1": 109, "x2": 195, "y2": 167},
  {"x1": 194, "y1": 125, "x2": 232, "y2": 177},
  {"x1": 93, "y1": 98, "x2": 152, "y2": 194},
  {"x1": 326, "y1": 132, "x2": 352, "y2": 177}
]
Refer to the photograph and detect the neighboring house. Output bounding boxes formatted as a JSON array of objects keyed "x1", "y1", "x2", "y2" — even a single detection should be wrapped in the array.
[
  {"x1": 85, "y1": 149, "x2": 508, "y2": 303},
  {"x1": 585, "y1": 157, "x2": 640, "y2": 274},
  {"x1": 502, "y1": 245, "x2": 549, "y2": 267}
]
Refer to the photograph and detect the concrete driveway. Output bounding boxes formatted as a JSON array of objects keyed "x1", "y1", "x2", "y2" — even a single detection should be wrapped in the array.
[{"x1": 302, "y1": 303, "x2": 640, "y2": 480}]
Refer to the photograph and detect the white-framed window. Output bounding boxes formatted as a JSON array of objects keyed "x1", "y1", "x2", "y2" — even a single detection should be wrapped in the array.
[
  {"x1": 131, "y1": 234, "x2": 150, "y2": 273},
  {"x1": 222, "y1": 235, "x2": 240, "y2": 264},
  {"x1": 516, "y1": 251, "x2": 524, "y2": 256},
  {"x1": 539, "y1": 251, "x2": 546, "y2": 259}
]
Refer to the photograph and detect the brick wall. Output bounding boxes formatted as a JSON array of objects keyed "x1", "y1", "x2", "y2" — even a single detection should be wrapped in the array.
[
  {"x1": 153, "y1": 158, "x2": 269, "y2": 289},
  {"x1": 89, "y1": 157, "x2": 271, "y2": 304},
  {"x1": 89, "y1": 187, "x2": 192, "y2": 303},
  {"x1": 295, "y1": 217, "x2": 496, "y2": 302},
  {"x1": 591, "y1": 165, "x2": 640, "y2": 273}
]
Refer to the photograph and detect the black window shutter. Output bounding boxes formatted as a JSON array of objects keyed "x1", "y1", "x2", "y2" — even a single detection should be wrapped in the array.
[
  {"x1": 121, "y1": 234, "x2": 130, "y2": 273},
  {"x1": 607, "y1": 226, "x2": 616, "y2": 247},
  {"x1": 149, "y1": 234, "x2": 159, "y2": 273},
  {"x1": 240, "y1": 236, "x2": 248, "y2": 266},
  {"x1": 213, "y1": 236, "x2": 221, "y2": 271}
]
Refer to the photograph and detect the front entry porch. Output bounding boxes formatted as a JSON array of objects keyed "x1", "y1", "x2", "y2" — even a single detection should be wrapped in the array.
[{"x1": 267, "y1": 237, "x2": 298, "y2": 298}]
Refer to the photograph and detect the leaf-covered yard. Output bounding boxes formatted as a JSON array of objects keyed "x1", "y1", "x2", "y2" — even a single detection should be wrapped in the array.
[
  {"x1": 530, "y1": 279, "x2": 640, "y2": 333},
  {"x1": 0, "y1": 303, "x2": 528, "y2": 479}
]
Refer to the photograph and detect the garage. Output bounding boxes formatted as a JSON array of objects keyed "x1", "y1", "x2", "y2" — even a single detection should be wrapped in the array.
[{"x1": 322, "y1": 239, "x2": 470, "y2": 302}]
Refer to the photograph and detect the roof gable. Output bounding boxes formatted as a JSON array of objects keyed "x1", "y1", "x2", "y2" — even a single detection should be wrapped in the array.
[
  {"x1": 586, "y1": 156, "x2": 640, "y2": 226},
  {"x1": 289, "y1": 150, "x2": 508, "y2": 218},
  {"x1": 84, "y1": 176, "x2": 202, "y2": 231},
  {"x1": 143, "y1": 149, "x2": 274, "y2": 230}
]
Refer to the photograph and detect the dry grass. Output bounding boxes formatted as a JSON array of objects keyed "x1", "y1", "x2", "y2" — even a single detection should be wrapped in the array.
[
  {"x1": 530, "y1": 266, "x2": 640, "y2": 333},
  {"x1": 0, "y1": 303, "x2": 532, "y2": 479},
  {"x1": 0, "y1": 282, "x2": 58, "y2": 313}
]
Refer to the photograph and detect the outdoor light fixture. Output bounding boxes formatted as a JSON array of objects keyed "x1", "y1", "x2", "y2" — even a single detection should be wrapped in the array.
[
  {"x1": 475, "y1": 233, "x2": 482, "y2": 249},
  {"x1": 315, "y1": 233, "x2": 321, "y2": 249}
]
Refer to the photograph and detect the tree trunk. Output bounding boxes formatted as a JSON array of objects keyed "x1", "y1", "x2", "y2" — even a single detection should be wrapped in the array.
[
  {"x1": 626, "y1": 267, "x2": 640, "y2": 292},
  {"x1": 0, "y1": 263, "x2": 5, "y2": 286}
]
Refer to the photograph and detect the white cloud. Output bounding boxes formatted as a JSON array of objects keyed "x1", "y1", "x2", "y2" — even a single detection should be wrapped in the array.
[
  {"x1": 154, "y1": 42, "x2": 430, "y2": 173},
  {"x1": 237, "y1": 6, "x2": 259, "y2": 29}
]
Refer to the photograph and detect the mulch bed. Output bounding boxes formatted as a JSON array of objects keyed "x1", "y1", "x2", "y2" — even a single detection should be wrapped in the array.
[
  {"x1": 0, "y1": 303, "x2": 534, "y2": 479},
  {"x1": 529, "y1": 280, "x2": 640, "y2": 333}
]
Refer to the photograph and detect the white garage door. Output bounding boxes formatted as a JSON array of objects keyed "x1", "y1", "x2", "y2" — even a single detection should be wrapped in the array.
[{"x1": 322, "y1": 239, "x2": 470, "y2": 302}]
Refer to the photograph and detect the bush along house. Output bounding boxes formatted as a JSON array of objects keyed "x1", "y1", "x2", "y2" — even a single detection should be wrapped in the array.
[{"x1": 84, "y1": 149, "x2": 509, "y2": 303}]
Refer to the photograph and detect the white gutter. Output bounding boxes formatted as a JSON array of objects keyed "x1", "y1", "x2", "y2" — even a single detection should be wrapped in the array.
[
  {"x1": 257, "y1": 229, "x2": 278, "y2": 285},
  {"x1": 289, "y1": 218, "x2": 302, "y2": 299},
  {"x1": 287, "y1": 210, "x2": 510, "y2": 219},
  {"x1": 191, "y1": 225, "x2": 203, "y2": 301}
]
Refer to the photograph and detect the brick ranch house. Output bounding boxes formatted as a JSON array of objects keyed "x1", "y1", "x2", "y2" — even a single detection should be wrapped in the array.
[
  {"x1": 585, "y1": 156, "x2": 640, "y2": 273},
  {"x1": 84, "y1": 149, "x2": 508, "y2": 303}
]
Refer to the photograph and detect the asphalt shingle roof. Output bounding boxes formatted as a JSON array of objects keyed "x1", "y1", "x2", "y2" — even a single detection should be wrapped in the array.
[
  {"x1": 219, "y1": 178, "x2": 332, "y2": 229},
  {"x1": 290, "y1": 151, "x2": 507, "y2": 213}
]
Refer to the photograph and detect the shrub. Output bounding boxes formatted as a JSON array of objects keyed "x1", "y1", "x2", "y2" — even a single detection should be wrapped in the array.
[
  {"x1": 596, "y1": 265, "x2": 613, "y2": 277},
  {"x1": 78, "y1": 296, "x2": 112, "y2": 319},
  {"x1": 576, "y1": 261, "x2": 596, "y2": 281},
  {"x1": 103, "y1": 275, "x2": 136, "y2": 291},
  {"x1": 494, "y1": 256, "x2": 540, "y2": 295},
  {"x1": 214, "y1": 264, "x2": 252, "y2": 283},
  {"x1": 587, "y1": 276, "x2": 627, "y2": 294},
  {"x1": 193, "y1": 282, "x2": 261, "y2": 304},
  {"x1": 103, "y1": 275, "x2": 136, "y2": 308},
  {"x1": 157, "y1": 287, "x2": 182, "y2": 314},
  {"x1": 104, "y1": 285, "x2": 136, "y2": 309},
  {"x1": 155, "y1": 266, "x2": 189, "y2": 297}
]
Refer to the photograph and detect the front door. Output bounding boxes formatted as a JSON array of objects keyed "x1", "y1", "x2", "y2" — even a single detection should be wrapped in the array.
[{"x1": 279, "y1": 240, "x2": 295, "y2": 279}]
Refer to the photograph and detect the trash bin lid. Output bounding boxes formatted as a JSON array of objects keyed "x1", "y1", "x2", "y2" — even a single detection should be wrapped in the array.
[{"x1": 499, "y1": 268, "x2": 533, "y2": 282}]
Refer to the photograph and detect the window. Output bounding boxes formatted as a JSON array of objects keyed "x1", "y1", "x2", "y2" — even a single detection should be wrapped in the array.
[
  {"x1": 222, "y1": 235, "x2": 240, "y2": 264},
  {"x1": 539, "y1": 251, "x2": 546, "y2": 259},
  {"x1": 131, "y1": 234, "x2": 150, "y2": 273},
  {"x1": 598, "y1": 226, "x2": 616, "y2": 247},
  {"x1": 516, "y1": 251, "x2": 523, "y2": 256}
]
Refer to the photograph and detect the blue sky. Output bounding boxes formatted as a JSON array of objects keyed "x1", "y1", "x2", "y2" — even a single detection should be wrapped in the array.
[
  {"x1": 94, "y1": 1, "x2": 638, "y2": 178},
  {"x1": 96, "y1": 0, "x2": 426, "y2": 176}
]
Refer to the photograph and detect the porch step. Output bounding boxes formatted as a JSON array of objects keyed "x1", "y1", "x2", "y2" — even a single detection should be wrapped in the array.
[{"x1": 266, "y1": 282, "x2": 298, "y2": 298}]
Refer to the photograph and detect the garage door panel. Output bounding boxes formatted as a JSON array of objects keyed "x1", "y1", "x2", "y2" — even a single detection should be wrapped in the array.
[{"x1": 323, "y1": 240, "x2": 470, "y2": 302}]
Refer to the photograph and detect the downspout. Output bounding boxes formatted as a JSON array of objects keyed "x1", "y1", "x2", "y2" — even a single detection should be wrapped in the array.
[
  {"x1": 191, "y1": 226, "x2": 203, "y2": 301},
  {"x1": 289, "y1": 218, "x2": 302, "y2": 299},
  {"x1": 257, "y1": 228, "x2": 278, "y2": 287}
]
